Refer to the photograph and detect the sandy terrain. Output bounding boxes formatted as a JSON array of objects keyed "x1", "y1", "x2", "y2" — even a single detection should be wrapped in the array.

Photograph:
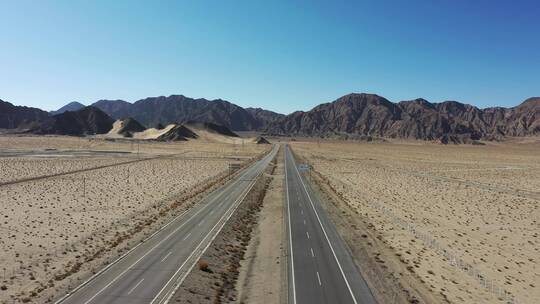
[
  {"x1": 0, "y1": 135, "x2": 269, "y2": 303},
  {"x1": 236, "y1": 147, "x2": 286, "y2": 304},
  {"x1": 172, "y1": 152, "x2": 276, "y2": 304},
  {"x1": 291, "y1": 140, "x2": 540, "y2": 304}
]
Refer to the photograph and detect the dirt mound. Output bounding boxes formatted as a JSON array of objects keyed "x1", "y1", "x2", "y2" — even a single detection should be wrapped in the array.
[
  {"x1": 156, "y1": 124, "x2": 199, "y2": 141},
  {"x1": 108, "y1": 118, "x2": 146, "y2": 137},
  {"x1": 186, "y1": 121, "x2": 239, "y2": 137},
  {"x1": 253, "y1": 136, "x2": 270, "y2": 144}
]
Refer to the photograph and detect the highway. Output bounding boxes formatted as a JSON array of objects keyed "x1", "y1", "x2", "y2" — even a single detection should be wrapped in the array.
[
  {"x1": 56, "y1": 144, "x2": 279, "y2": 304},
  {"x1": 284, "y1": 145, "x2": 377, "y2": 304}
]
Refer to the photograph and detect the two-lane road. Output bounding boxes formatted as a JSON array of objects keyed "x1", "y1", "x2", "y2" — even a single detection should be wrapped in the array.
[
  {"x1": 56, "y1": 145, "x2": 279, "y2": 304},
  {"x1": 285, "y1": 145, "x2": 376, "y2": 304}
]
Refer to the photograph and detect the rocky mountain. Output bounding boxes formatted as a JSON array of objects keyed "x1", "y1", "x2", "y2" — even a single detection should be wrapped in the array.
[
  {"x1": 91, "y1": 95, "x2": 281, "y2": 131},
  {"x1": 245, "y1": 107, "x2": 285, "y2": 127},
  {"x1": 265, "y1": 93, "x2": 540, "y2": 143},
  {"x1": 32, "y1": 106, "x2": 115, "y2": 136},
  {"x1": 50, "y1": 101, "x2": 85, "y2": 115},
  {"x1": 0, "y1": 99, "x2": 50, "y2": 129}
]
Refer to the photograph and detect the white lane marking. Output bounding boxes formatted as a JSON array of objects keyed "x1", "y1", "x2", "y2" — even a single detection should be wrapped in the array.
[
  {"x1": 306, "y1": 231, "x2": 310, "y2": 239},
  {"x1": 303, "y1": 220, "x2": 306, "y2": 225},
  {"x1": 78, "y1": 153, "x2": 260, "y2": 304},
  {"x1": 316, "y1": 271, "x2": 322, "y2": 286},
  {"x1": 58, "y1": 147, "x2": 275, "y2": 304},
  {"x1": 291, "y1": 149, "x2": 359, "y2": 304},
  {"x1": 182, "y1": 232, "x2": 192, "y2": 241},
  {"x1": 154, "y1": 145, "x2": 279, "y2": 304},
  {"x1": 198, "y1": 219, "x2": 205, "y2": 226},
  {"x1": 127, "y1": 278, "x2": 145, "y2": 295},
  {"x1": 161, "y1": 252, "x2": 173, "y2": 262},
  {"x1": 311, "y1": 248, "x2": 315, "y2": 257},
  {"x1": 301, "y1": 209, "x2": 303, "y2": 215},
  {"x1": 209, "y1": 210, "x2": 214, "y2": 215},
  {"x1": 285, "y1": 146, "x2": 297, "y2": 304}
]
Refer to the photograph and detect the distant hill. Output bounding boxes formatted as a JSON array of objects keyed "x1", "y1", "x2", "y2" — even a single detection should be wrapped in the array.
[
  {"x1": 91, "y1": 95, "x2": 282, "y2": 131},
  {"x1": 50, "y1": 101, "x2": 85, "y2": 115},
  {"x1": 265, "y1": 93, "x2": 540, "y2": 143},
  {"x1": 0, "y1": 99, "x2": 50, "y2": 129},
  {"x1": 32, "y1": 106, "x2": 115, "y2": 136},
  {"x1": 245, "y1": 107, "x2": 285, "y2": 127}
]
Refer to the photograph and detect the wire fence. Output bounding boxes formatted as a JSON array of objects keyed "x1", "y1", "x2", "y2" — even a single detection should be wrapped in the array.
[{"x1": 373, "y1": 200, "x2": 519, "y2": 303}]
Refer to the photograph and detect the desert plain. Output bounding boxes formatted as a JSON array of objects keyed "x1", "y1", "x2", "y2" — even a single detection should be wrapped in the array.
[
  {"x1": 0, "y1": 135, "x2": 268, "y2": 303},
  {"x1": 291, "y1": 139, "x2": 539, "y2": 304}
]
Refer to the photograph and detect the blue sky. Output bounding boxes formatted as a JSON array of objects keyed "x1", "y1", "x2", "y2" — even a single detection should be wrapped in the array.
[{"x1": 1, "y1": 0, "x2": 538, "y2": 114}]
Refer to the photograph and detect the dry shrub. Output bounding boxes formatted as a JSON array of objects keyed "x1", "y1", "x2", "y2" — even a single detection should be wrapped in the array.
[{"x1": 198, "y1": 260, "x2": 211, "y2": 272}]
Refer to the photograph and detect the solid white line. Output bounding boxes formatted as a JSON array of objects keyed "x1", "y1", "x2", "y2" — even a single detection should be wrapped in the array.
[
  {"x1": 76, "y1": 153, "x2": 260, "y2": 304},
  {"x1": 285, "y1": 146, "x2": 297, "y2": 304},
  {"x1": 311, "y1": 248, "x2": 315, "y2": 257},
  {"x1": 316, "y1": 271, "x2": 322, "y2": 286},
  {"x1": 154, "y1": 145, "x2": 279, "y2": 304},
  {"x1": 290, "y1": 148, "x2": 359, "y2": 304},
  {"x1": 182, "y1": 232, "x2": 192, "y2": 241},
  {"x1": 306, "y1": 231, "x2": 310, "y2": 239},
  {"x1": 161, "y1": 252, "x2": 173, "y2": 262},
  {"x1": 127, "y1": 278, "x2": 145, "y2": 295}
]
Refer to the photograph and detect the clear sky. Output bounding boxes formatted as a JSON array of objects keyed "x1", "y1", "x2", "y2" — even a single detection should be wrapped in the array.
[{"x1": 1, "y1": 0, "x2": 538, "y2": 114}]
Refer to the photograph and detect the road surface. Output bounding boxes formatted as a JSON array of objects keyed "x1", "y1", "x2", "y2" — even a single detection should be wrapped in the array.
[
  {"x1": 56, "y1": 145, "x2": 278, "y2": 304},
  {"x1": 284, "y1": 145, "x2": 377, "y2": 304}
]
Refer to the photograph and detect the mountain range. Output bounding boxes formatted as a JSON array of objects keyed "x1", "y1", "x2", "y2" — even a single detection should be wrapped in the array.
[
  {"x1": 90, "y1": 95, "x2": 283, "y2": 131},
  {"x1": 1, "y1": 93, "x2": 538, "y2": 143},
  {"x1": 265, "y1": 94, "x2": 540, "y2": 143}
]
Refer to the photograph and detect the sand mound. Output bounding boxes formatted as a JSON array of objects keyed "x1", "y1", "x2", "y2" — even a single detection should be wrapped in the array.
[
  {"x1": 253, "y1": 136, "x2": 270, "y2": 144},
  {"x1": 108, "y1": 118, "x2": 146, "y2": 137},
  {"x1": 132, "y1": 124, "x2": 177, "y2": 140},
  {"x1": 186, "y1": 121, "x2": 239, "y2": 137},
  {"x1": 156, "y1": 125, "x2": 198, "y2": 141}
]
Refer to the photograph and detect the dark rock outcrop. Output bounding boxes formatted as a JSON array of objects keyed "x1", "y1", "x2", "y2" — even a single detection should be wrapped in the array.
[
  {"x1": 0, "y1": 99, "x2": 50, "y2": 129},
  {"x1": 32, "y1": 106, "x2": 114, "y2": 136}
]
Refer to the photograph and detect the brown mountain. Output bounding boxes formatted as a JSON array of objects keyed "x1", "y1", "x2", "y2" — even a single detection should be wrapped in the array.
[
  {"x1": 0, "y1": 99, "x2": 50, "y2": 129},
  {"x1": 265, "y1": 93, "x2": 540, "y2": 143},
  {"x1": 50, "y1": 101, "x2": 85, "y2": 115},
  {"x1": 32, "y1": 106, "x2": 115, "y2": 136},
  {"x1": 91, "y1": 95, "x2": 282, "y2": 131},
  {"x1": 245, "y1": 107, "x2": 285, "y2": 126}
]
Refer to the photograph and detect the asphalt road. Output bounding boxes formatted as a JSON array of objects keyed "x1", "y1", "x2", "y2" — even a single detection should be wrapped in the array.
[
  {"x1": 284, "y1": 145, "x2": 376, "y2": 304},
  {"x1": 56, "y1": 145, "x2": 278, "y2": 304}
]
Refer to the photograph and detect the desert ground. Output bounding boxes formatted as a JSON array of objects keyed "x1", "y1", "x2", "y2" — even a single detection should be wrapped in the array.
[
  {"x1": 0, "y1": 135, "x2": 269, "y2": 303},
  {"x1": 291, "y1": 139, "x2": 540, "y2": 304}
]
